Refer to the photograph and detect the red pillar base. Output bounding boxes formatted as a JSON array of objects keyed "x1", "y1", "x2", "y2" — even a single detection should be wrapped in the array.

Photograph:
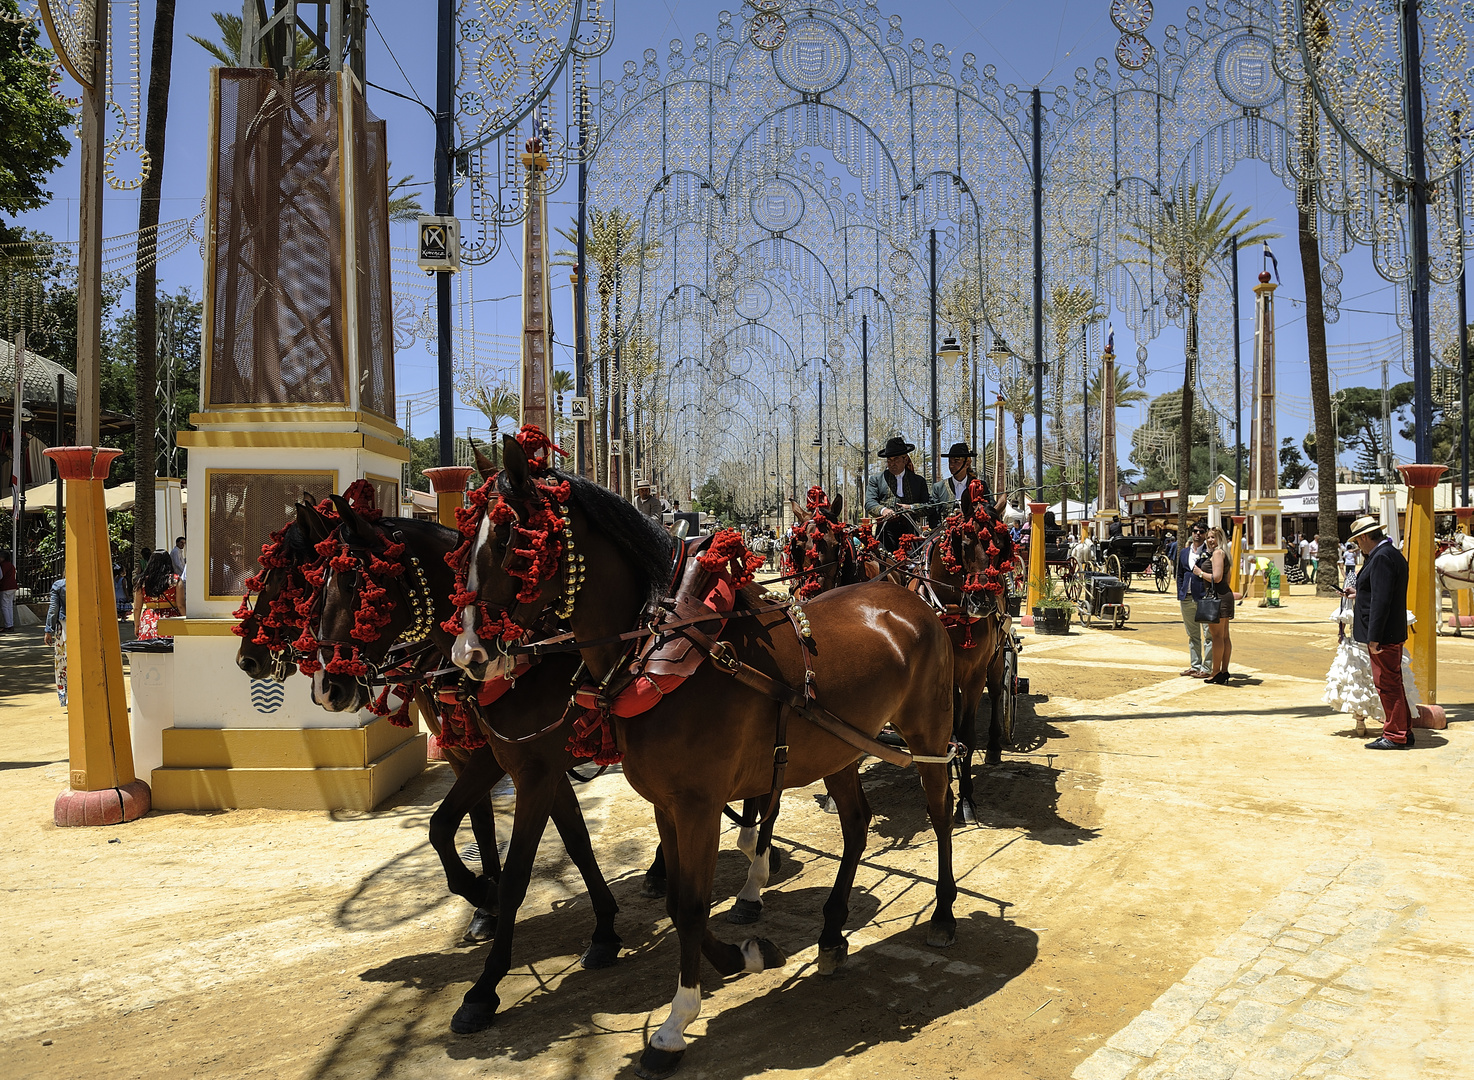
[
  {"x1": 1414, "y1": 704, "x2": 1447, "y2": 730},
  {"x1": 54, "y1": 779, "x2": 151, "y2": 827}
]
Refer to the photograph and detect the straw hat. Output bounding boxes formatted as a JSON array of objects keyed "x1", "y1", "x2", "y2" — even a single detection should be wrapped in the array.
[{"x1": 1347, "y1": 514, "x2": 1381, "y2": 540}]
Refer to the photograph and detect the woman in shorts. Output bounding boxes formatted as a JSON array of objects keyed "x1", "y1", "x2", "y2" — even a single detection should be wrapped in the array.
[{"x1": 1193, "y1": 526, "x2": 1236, "y2": 684}]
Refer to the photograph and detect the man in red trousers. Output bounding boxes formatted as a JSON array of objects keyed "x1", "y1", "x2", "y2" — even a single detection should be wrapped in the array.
[{"x1": 1346, "y1": 515, "x2": 1414, "y2": 749}]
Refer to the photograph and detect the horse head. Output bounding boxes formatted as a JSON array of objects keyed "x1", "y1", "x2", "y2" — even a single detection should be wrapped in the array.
[
  {"x1": 234, "y1": 497, "x2": 333, "y2": 681},
  {"x1": 783, "y1": 489, "x2": 856, "y2": 599},
  {"x1": 930, "y1": 480, "x2": 1016, "y2": 621}
]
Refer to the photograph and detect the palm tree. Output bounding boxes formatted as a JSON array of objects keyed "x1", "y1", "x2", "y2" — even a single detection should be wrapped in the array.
[
  {"x1": 1088, "y1": 365, "x2": 1148, "y2": 416},
  {"x1": 551, "y1": 369, "x2": 574, "y2": 450},
  {"x1": 999, "y1": 365, "x2": 1035, "y2": 501},
  {"x1": 387, "y1": 167, "x2": 423, "y2": 221},
  {"x1": 553, "y1": 208, "x2": 659, "y2": 487},
  {"x1": 1299, "y1": 0, "x2": 1341, "y2": 595},
  {"x1": 465, "y1": 385, "x2": 521, "y2": 467},
  {"x1": 1122, "y1": 183, "x2": 1277, "y2": 540},
  {"x1": 133, "y1": 0, "x2": 177, "y2": 570},
  {"x1": 189, "y1": 11, "x2": 316, "y2": 68}
]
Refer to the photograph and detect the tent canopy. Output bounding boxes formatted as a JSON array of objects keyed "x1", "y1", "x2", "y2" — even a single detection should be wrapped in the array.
[{"x1": 0, "y1": 480, "x2": 187, "y2": 514}]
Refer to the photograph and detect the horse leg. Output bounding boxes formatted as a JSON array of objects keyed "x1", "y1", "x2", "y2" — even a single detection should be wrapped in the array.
[
  {"x1": 428, "y1": 747, "x2": 505, "y2": 923},
  {"x1": 953, "y1": 686, "x2": 978, "y2": 825},
  {"x1": 816, "y1": 762, "x2": 871, "y2": 975},
  {"x1": 918, "y1": 755, "x2": 958, "y2": 948},
  {"x1": 449, "y1": 761, "x2": 560, "y2": 1035},
  {"x1": 639, "y1": 802, "x2": 784, "y2": 1079},
  {"x1": 643, "y1": 842, "x2": 668, "y2": 899},
  {"x1": 984, "y1": 645, "x2": 1008, "y2": 766},
  {"x1": 544, "y1": 771, "x2": 622, "y2": 969},
  {"x1": 727, "y1": 794, "x2": 780, "y2": 924}
]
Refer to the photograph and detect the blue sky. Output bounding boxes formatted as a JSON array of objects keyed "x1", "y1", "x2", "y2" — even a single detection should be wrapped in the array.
[{"x1": 7, "y1": 0, "x2": 1422, "y2": 479}]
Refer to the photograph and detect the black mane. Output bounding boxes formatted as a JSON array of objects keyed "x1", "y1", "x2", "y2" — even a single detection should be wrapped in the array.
[
  {"x1": 501, "y1": 470, "x2": 676, "y2": 603},
  {"x1": 280, "y1": 519, "x2": 317, "y2": 563}
]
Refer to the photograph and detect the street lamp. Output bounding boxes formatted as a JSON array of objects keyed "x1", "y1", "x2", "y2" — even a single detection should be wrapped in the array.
[{"x1": 938, "y1": 336, "x2": 964, "y2": 368}]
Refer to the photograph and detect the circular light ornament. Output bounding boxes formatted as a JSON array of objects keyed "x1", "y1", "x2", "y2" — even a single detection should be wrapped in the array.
[
  {"x1": 735, "y1": 282, "x2": 772, "y2": 321},
  {"x1": 1116, "y1": 32, "x2": 1154, "y2": 70},
  {"x1": 774, "y1": 18, "x2": 851, "y2": 95},
  {"x1": 1110, "y1": 0, "x2": 1154, "y2": 34},
  {"x1": 1215, "y1": 34, "x2": 1281, "y2": 109},
  {"x1": 750, "y1": 177, "x2": 805, "y2": 233},
  {"x1": 751, "y1": 10, "x2": 787, "y2": 51}
]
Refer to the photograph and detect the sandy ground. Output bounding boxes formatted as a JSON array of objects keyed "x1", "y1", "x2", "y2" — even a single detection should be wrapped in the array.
[{"x1": 2, "y1": 582, "x2": 1471, "y2": 1080}]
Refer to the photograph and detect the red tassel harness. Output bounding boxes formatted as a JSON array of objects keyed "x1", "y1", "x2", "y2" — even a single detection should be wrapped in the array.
[{"x1": 936, "y1": 480, "x2": 1017, "y2": 647}]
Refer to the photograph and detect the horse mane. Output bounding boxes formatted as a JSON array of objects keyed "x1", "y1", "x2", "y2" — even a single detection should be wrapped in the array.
[
  {"x1": 280, "y1": 518, "x2": 317, "y2": 563},
  {"x1": 339, "y1": 513, "x2": 457, "y2": 551},
  {"x1": 502, "y1": 470, "x2": 677, "y2": 604}
]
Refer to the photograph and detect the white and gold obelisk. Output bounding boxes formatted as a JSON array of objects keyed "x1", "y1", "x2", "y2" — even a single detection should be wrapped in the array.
[
  {"x1": 1096, "y1": 337, "x2": 1120, "y2": 540},
  {"x1": 519, "y1": 134, "x2": 554, "y2": 436},
  {"x1": 1245, "y1": 270, "x2": 1283, "y2": 586}
]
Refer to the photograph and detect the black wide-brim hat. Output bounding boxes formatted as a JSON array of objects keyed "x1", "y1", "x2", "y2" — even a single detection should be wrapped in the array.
[
  {"x1": 945, "y1": 442, "x2": 975, "y2": 458},
  {"x1": 877, "y1": 436, "x2": 916, "y2": 458}
]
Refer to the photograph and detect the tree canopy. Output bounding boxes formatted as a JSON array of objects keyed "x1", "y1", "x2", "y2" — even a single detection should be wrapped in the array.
[{"x1": 0, "y1": 1, "x2": 74, "y2": 219}]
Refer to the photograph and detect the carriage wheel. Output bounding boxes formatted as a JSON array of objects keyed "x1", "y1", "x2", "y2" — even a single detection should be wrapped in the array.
[
  {"x1": 1107, "y1": 553, "x2": 1125, "y2": 585},
  {"x1": 998, "y1": 648, "x2": 1018, "y2": 746},
  {"x1": 1063, "y1": 562, "x2": 1082, "y2": 602},
  {"x1": 1153, "y1": 554, "x2": 1171, "y2": 593}
]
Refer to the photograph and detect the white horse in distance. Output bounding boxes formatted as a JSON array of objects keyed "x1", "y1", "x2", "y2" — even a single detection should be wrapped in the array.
[{"x1": 1436, "y1": 532, "x2": 1474, "y2": 636}]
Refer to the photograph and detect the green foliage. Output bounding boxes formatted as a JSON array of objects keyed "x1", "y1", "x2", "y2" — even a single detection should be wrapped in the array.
[
  {"x1": 0, "y1": 1, "x2": 74, "y2": 218},
  {"x1": 1279, "y1": 436, "x2": 1310, "y2": 488},
  {"x1": 403, "y1": 434, "x2": 480, "y2": 492},
  {"x1": 188, "y1": 11, "x2": 316, "y2": 68},
  {"x1": 105, "y1": 288, "x2": 204, "y2": 484},
  {"x1": 1030, "y1": 573, "x2": 1073, "y2": 609},
  {"x1": 1324, "y1": 382, "x2": 1414, "y2": 482},
  {"x1": 694, "y1": 477, "x2": 737, "y2": 525},
  {"x1": 387, "y1": 166, "x2": 423, "y2": 221}
]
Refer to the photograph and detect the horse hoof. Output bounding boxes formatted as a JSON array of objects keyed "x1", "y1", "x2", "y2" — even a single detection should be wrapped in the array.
[
  {"x1": 926, "y1": 919, "x2": 957, "y2": 949},
  {"x1": 635, "y1": 1045, "x2": 685, "y2": 1080},
  {"x1": 580, "y1": 939, "x2": 621, "y2": 969},
  {"x1": 463, "y1": 907, "x2": 497, "y2": 943},
  {"x1": 954, "y1": 798, "x2": 976, "y2": 825},
  {"x1": 726, "y1": 898, "x2": 763, "y2": 924},
  {"x1": 984, "y1": 749, "x2": 1002, "y2": 766},
  {"x1": 767, "y1": 845, "x2": 782, "y2": 874},
  {"x1": 450, "y1": 998, "x2": 498, "y2": 1035},
  {"x1": 754, "y1": 937, "x2": 787, "y2": 969},
  {"x1": 641, "y1": 875, "x2": 668, "y2": 899},
  {"x1": 816, "y1": 940, "x2": 848, "y2": 975}
]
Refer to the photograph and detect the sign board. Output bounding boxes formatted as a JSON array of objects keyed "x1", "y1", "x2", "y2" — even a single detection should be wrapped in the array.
[
  {"x1": 569, "y1": 396, "x2": 589, "y2": 421},
  {"x1": 609, "y1": 439, "x2": 623, "y2": 454},
  {"x1": 416, "y1": 215, "x2": 460, "y2": 272}
]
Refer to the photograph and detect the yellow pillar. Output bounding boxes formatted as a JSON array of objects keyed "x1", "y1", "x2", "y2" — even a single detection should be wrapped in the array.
[
  {"x1": 423, "y1": 465, "x2": 475, "y2": 528},
  {"x1": 1024, "y1": 500, "x2": 1048, "y2": 626},
  {"x1": 1400, "y1": 464, "x2": 1446, "y2": 705},
  {"x1": 1229, "y1": 514, "x2": 1246, "y2": 594},
  {"x1": 44, "y1": 446, "x2": 149, "y2": 825}
]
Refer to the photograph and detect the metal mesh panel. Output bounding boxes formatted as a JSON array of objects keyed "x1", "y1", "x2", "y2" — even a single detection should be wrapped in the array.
[
  {"x1": 354, "y1": 97, "x2": 395, "y2": 419},
  {"x1": 208, "y1": 470, "x2": 334, "y2": 598},
  {"x1": 366, "y1": 476, "x2": 398, "y2": 517},
  {"x1": 209, "y1": 71, "x2": 346, "y2": 407}
]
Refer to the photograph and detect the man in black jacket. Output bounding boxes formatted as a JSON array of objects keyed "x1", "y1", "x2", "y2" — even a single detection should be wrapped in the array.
[{"x1": 1346, "y1": 515, "x2": 1414, "y2": 749}]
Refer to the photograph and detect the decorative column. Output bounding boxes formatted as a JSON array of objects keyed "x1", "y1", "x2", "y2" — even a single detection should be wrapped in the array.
[
  {"x1": 519, "y1": 136, "x2": 554, "y2": 436},
  {"x1": 992, "y1": 395, "x2": 1008, "y2": 498},
  {"x1": 44, "y1": 446, "x2": 150, "y2": 826},
  {"x1": 1400, "y1": 464, "x2": 1446, "y2": 703},
  {"x1": 1229, "y1": 514, "x2": 1247, "y2": 595},
  {"x1": 424, "y1": 465, "x2": 475, "y2": 529},
  {"x1": 1244, "y1": 271, "x2": 1282, "y2": 594},
  {"x1": 1024, "y1": 500, "x2": 1047, "y2": 628},
  {"x1": 1455, "y1": 506, "x2": 1474, "y2": 630},
  {"x1": 1095, "y1": 344, "x2": 1120, "y2": 541}
]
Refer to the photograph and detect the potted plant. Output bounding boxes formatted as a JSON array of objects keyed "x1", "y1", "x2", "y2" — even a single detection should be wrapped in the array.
[{"x1": 1030, "y1": 573, "x2": 1073, "y2": 635}]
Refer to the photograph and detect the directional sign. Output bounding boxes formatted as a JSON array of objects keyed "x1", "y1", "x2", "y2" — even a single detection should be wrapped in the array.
[
  {"x1": 416, "y1": 215, "x2": 460, "y2": 272},
  {"x1": 569, "y1": 396, "x2": 589, "y2": 421}
]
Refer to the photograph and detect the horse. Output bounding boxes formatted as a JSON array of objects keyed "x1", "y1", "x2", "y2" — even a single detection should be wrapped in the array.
[
  {"x1": 451, "y1": 431, "x2": 957, "y2": 1077},
  {"x1": 304, "y1": 495, "x2": 626, "y2": 1018},
  {"x1": 789, "y1": 482, "x2": 1017, "y2": 822},
  {"x1": 1436, "y1": 532, "x2": 1474, "y2": 636},
  {"x1": 1070, "y1": 535, "x2": 1097, "y2": 572},
  {"x1": 231, "y1": 497, "x2": 506, "y2": 941}
]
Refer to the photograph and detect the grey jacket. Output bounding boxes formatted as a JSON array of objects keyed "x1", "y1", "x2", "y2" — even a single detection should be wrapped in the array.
[{"x1": 865, "y1": 468, "x2": 938, "y2": 527}]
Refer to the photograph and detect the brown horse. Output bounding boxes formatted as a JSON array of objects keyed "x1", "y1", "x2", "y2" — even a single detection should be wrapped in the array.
[
  {"x1": 306, "y1": 498, "x2": 624, "y2": 1018},
  {"x1": 452, "y1": 435, "x2": 957, "y2": 1077},
  {"x1": 232, "y1": 500, "x2": 507, "y2": 939}
]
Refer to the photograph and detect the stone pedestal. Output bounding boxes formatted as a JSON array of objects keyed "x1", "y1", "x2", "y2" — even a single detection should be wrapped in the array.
[{"x1": 43, "y1": 446, "x2": 149, "y2": 826}]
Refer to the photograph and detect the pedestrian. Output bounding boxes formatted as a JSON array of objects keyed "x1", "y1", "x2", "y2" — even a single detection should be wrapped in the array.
[
  {"x1": 1308, "y1": 534, "x2": 1319, "y2": 579},
  {"x1": 632, "y1": 479, "x2": 665, "y2": 524},
  {"x1": 1342, "y1": 538, "x2": 1358, "y2": 588},
  {"x1": 0, "y1": 547, "x2": 16, "y2": 633},
  {"x1": 133, "y1": 550, "x2": 184, "y2": 641},
  {"x1": 1345, "y1": 515, "x2": 1414, "y2": 749},
  {"x1": 1192, "y1": 525, "x2": 1237, "y2": 684},
  {"x1": 1170, "y1": 520, "x2": 1214, "y2": 678},
  {"x1": 170, "y1": 535, "x2": 186, "y2": 575},
  {"x1": 864, "y1": 435, "x2": 937, "y2": 552},
  {"x1": 44, "y1": 576, "x2": 66, "y2": 705}
]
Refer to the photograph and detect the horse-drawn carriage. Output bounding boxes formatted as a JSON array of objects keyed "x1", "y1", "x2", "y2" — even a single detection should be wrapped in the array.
[{"x1": 1097, "y1": 534, "x2": 1171, "y2": 592}]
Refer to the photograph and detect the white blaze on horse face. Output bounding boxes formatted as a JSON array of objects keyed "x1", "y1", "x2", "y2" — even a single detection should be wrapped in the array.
[
  {"x1": 453, "y1": 513, "x2": 493, "y2": 670},
  {"x1": 649, "y1": 982, "x2": 701, "y2": 1053}
]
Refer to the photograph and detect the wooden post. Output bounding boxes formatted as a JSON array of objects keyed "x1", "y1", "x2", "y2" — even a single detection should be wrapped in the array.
[
  {"x1": 1400, "y1": 464, "x2": 1446, "y2": 703},
  {"x1": 45, "y1": 447, "x2": 149, "y2": 825}
]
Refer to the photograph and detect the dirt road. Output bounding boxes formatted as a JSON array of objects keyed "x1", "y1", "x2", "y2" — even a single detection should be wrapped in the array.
[{"x1": 2, "y1": 583, "x2": 1470, "y2": 1080}]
